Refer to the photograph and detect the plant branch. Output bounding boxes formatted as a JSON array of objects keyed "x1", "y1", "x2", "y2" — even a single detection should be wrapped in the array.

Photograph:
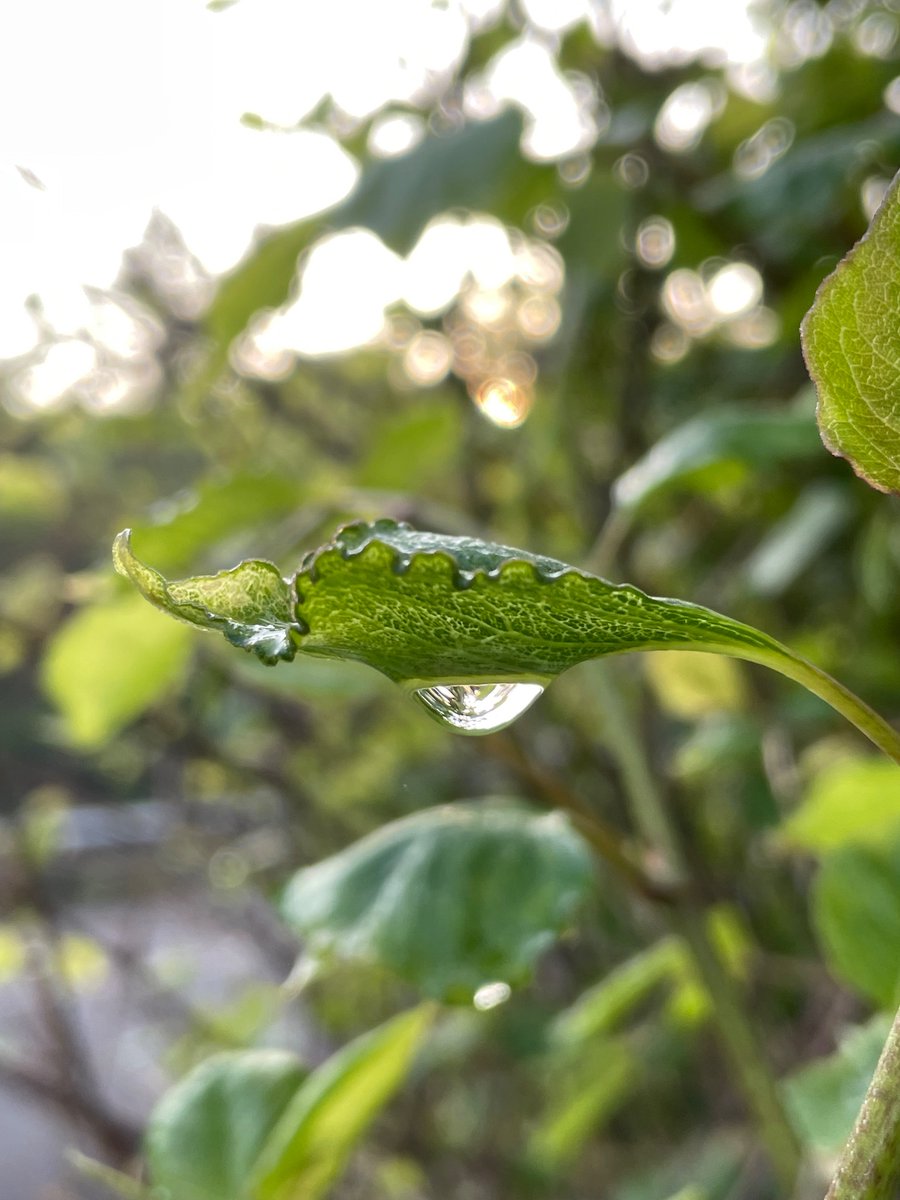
[
  {"x1": 825, "y1": 1002, "x2": 900, "y2": 1200},
  {"x1": 589, "y1": 661, "x2": 803, "y2": 1193},
  {"x1": 485, "y1": 732, "x2": 679, "y2": 904}
]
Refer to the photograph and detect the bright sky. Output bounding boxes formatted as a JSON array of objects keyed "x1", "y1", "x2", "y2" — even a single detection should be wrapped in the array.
[{"x1": 0, "y1": 0, "x2": 786, "y2": 399}]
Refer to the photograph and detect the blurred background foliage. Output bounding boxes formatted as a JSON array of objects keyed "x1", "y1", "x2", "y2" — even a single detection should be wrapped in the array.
[{"x1": 1, "y1": 0, "x2": 900, "y2": 1197}]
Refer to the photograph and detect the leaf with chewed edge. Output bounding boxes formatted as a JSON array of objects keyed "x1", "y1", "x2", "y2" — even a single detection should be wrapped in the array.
[
  {"x1": 113, "y1": 520, "x2": 900, "y2": 761},
  {"x1": 113, "y1": 529, "x2": 299, "y2": 665}
]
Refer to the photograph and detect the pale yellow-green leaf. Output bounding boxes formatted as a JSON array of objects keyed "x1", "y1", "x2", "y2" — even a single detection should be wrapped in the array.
[
  {"x1": 780, "y1": 757, "x2": 900, "y2": 854},
  {"x1": 0, "y1": 926, "x2": 27, "y2": 984},
  {"x1": 42, "y1": 593, "x2": 191, "y2": 748},
  {"x1": 644, "y1": 650, "x2": 746, "y2": 719},
  {"x1": 56, "y1": 934, "x2": 109, "y2": 990}
]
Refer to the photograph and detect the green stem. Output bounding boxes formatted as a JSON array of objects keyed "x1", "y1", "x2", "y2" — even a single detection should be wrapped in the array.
[
  {"x1": 591, "y1": 662, "x2": 803, "y2": 1193},
  {"x1": 825, "y1": 1003, "x2": 900, "y2": 1200},
  {"x1": 731, "y1": 644, "x2": 900, "y2": 766}
]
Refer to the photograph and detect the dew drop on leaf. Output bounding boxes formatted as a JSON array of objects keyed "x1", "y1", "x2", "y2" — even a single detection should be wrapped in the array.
[{"x1": 412, "y1": 682, "x2": 544, "y2": 734}]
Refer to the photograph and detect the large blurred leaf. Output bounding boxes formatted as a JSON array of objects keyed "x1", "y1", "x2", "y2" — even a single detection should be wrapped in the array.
[
  {"x1": 41, "y1": 594, "x2": 191, "y2": 748},
  {"x1": 252, "y1": 1006, "x2": 433, "y2": 1200},
  {"x1": 282, "y1": 801, "x2": 594, "y2": 1002},
  {"x1": 783, "y1": 1015, "x2": 892, "y2": 1151},
  {"x1": 780, "y1": 756, "x2": 900, "y2": 854},
  {"x1": 813, "y1": 837, "x2": 900, "y2": 1007},
  {"x1": 131, "y1": 472, "x2": 310, "y2": 571},
  {"x1": 357, "y1": 400, "x2": 462, "y2": 492},
  {"x1": 146, "y1": 1050, "x2": 307, "y2": 1200},
  {"x1": 802, "y1": 169, "x2": 900, "y2": 493},
  {"x1": 698, "y1": 112, "x2": 900, "y2": 261},
  {"x1": 612, "y1": 403, "x2": 821, "y2": 512},
  {"x1": 206, "y1": 111, "x2": 527, "y2": 354},
  {"x1": 147, "y1": 1008, "x2": 432, "y2": 1200}
]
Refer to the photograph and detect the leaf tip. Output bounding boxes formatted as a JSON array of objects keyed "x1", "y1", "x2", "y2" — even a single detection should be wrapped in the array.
[{"x1": 111, "y1": 528, "x2": 134, "y2": 577}]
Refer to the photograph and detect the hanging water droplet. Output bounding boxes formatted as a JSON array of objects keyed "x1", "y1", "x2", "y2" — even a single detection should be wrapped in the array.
[{"x1": 412, "y1": 682, "x2": 544, "y2": 735}]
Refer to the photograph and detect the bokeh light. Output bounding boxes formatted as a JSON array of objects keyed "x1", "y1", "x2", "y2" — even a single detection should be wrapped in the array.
[
  {"x1": 473, "y1": 377, "x2": 533, "y2": 428},
  {"x1": 635, "y1": 217, "x2": 676, "y2": 268}
]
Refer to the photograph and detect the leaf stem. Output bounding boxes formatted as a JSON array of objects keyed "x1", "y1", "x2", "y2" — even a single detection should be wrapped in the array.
[
  {"x1": 486, "y1": 734, "x2": 677, "y2": 904},
  {"x1": 731, "y1": 645, "x2": 900, "y2": 766},
  {"x1": 590, "y1": 662, "x2": 803, "y2": 1192},
  {"x1": 825, "y1": 1003, "x2": 900, "y2": 1200}
]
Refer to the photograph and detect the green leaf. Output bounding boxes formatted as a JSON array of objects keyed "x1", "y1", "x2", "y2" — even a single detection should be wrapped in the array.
[
  {"x1": 357, "y1": 401, "x2": 462, "y2": 492},
  {"x1": 293, "y1": 519, "x2": 784, "y2": 684},
  {"x1": 780, "y1": 756, "x2": 900, "y2": 854},
  {"x1": 114, "y1": 519, "x2": 900, "y2": 759},
  {"x1": 146, "y1": 1050, "x2": 308, "y2": 1200},
  {"x1": 528, "y1": 1039, "x2": 636, "y2": 1169},
  {"x1": 130, "y1": 472, "x2": 309, "y2": 572},
  {"x1": 783, "y1": 1015, "x2": 893, "y2": 1151},
  {"x1": 251, "y1": 1006, "x2": 433, "y2": 1200},
  {"x1": 813, "y1": 838, "x2": 900, "y2": 1007},
  {"x1": 802, "y1": 168, "x2": 900, "y2": 493},
  {"x1": 282, "y1": 801, "x2": 594, "y2": 1002},
  {"x1": 742, "y1": 481, "x2": 852, "y2": 597},
  {"x1": 41, "y1": 594, "x2": 191, "y2": 747},
  {"x1": 612, "y1": 403, "x2": 821, "y2": 511},
  {"x1": 113, "y1": 529, "x2": 299, "y2": 665},
  {"x1": 549, "y1": 938, "x2": 685, "y2": 1047},
  {"x1": 146, "y1": 1008, "x2": 431, "y2": 1200}
]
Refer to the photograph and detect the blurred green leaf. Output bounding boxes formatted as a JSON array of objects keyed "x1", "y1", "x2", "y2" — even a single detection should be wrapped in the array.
[
  {"x1": 612, "y1": 403, "x2": 821, "y2": 512},
  {"x1": 41, "y1": 594, "x2": 191, "y2": 747},
  {"x1": 252, "y1": 1006, "x2": 433, "y2": 1200},
  {"x1": 282, "y1": 801, "x2": 594, "y2": 1002},
  {"x1": 132, "y1": 472, "x2": 310, "y2": 571},
  {"x1": 0, "y1": 454, "x2": 67, "y2": 528},
  {"x1": 780, "y1": 756, "x2": 900, "y2": 854},
  {"x1": 784, "y1": 1015, "x2": 892, "y2": 1151},
  {"x1": 813, "y1": 837, "x2": 900, "y2": 1007},
  {"x1": 802, "y1": 168, "x2": 900, "y2": 493},
  {"x1": 528, "y1": 1039, "x2": 635, "y2": 1169},
  {"x1": 743, "y1": 481, "x2": 852, "y2": 596},
  {"x1": 698, "y1": 112, "x2": 900, "y2": 260},
  {"x1": 148, "y1": 1008, "x2": 431, "y2": 1200},
  {"x1": 146, "y1": 1050, "x2": 308, "y2": 1200},
  {"x1": 550, "y1": 939, "x2": 684, "y2": 1047},
  {"x1": 357, "y1": 400, "x2": 461, "y2": 493},
  {"x1": 644, "y1": 651, "x2": 746, "y2": 719}
]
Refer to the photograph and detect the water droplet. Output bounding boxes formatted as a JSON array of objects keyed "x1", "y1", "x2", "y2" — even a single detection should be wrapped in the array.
[
  {"x1": 413, "y1": 682, "x2": 544, "y2": 735},
  {"x1": 473, "y1": 981, "x2": 511, "y2": 1011}
]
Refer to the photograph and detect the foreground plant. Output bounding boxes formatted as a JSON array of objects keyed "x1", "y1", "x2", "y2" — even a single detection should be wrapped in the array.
[
  {"x1": 115, "y1": 507, "x2": 898, "y2": 1192},
  {"x1": 114, "y1": 170, "x2": 900, "y2": 1200}
]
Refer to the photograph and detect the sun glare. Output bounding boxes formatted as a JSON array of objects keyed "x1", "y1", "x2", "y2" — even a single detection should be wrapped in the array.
[{"x1": 0, "y1": 0, "x2": 853, "y2": 410}]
